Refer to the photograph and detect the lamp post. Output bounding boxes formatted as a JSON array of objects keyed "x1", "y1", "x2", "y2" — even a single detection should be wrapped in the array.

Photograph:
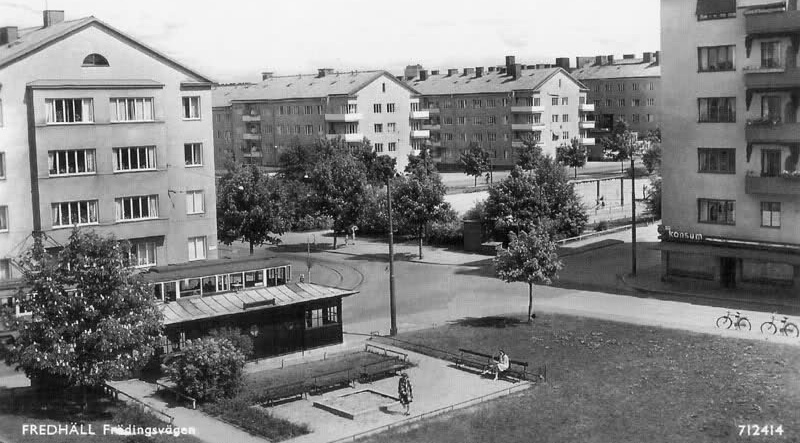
[
  {"x1": 387, "y1": 176, "x2": 398, "y2": 336},
  {"x1": 628, "y1": 134, "x2": 638, "y2": 276},
  {"x1": 306, "y1": 234, "x2": 315, "y2": 283}
]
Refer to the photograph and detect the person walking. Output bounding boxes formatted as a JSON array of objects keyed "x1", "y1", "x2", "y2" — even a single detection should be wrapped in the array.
[{"x1": 398, "y1": 372, "x2": 413, "y2": 415}]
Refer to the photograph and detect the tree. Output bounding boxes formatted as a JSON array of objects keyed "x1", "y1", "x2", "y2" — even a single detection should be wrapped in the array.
[
  {"x1": 163, "y1": 337, "x2": 245, "y2": 402},
  {"x1": 641, "y1": 131, "x2": 662, "y2": 174},
  {"x1": 278, "y1": 143, "x2": 321, "y2": 181},
  {"x1": 485, "y1": 163, "x2": 587, "y2": 240},
  {"x1": 405, "y1": 149, "x2": 437, "y2": 179},
  {"x1": 600, "y1": 118, "x2": 640, "y2": 171},
  {"x1": 494, "y1": 225, "x2": 563, "y2": 322},
  {"x1": 392, "y1": 173, "x2": 449, "y2": 259},
  {"x1": 208, "y1": 327, "x2": 254, "y2": 359},
  {"x1": 645, "y1": 175, "x2": 662, "y2": 219},
  {"x1": 217, "y1": 164, "x2": 291, "y2": 255},
  {"x1": 4, "y1": 230, "x2": 162, "y2": 403},
  {"x1": 556, "y1": 137, "x2": 587, "y2": 179},
  {"x1": 460, "y1": 142, "x2": 491, "y2": 187},
  {"x1": 516, "y1": 134, "x2": 544, "y2": 171}
]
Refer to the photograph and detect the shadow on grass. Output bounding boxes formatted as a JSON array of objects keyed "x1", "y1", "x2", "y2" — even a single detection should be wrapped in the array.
[
  {"x1": 0, "y1": 386, "x2": 115, "y2": 422},
  {"x1": 449, "y1": 316, "x2": 525, "y2": 328}
]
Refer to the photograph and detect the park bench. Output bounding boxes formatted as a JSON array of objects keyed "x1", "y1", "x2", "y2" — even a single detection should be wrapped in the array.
[
  {"x1": 455, "y1": 348, "x2": 530, "y2": 382},
  {"x1": 308, "y1": 369, "x2": 357, "y2": 395},
  {"x1": 359, "y1": 358, "x2": 409, "y2": 383},
  {"x1": 257, "y1": 380, "x2": 308, "y2": 407}
]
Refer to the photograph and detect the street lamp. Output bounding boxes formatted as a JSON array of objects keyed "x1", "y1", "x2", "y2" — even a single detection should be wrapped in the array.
[
  {"x1": 306, "y1": 234, "x2": 316, "y2": 283},
  {"x1": 387, "y1": 175, "x2": 398, "y2": 336},
  {"x1": 627, "y1": 133, "x2": 639, "y2": 276}
]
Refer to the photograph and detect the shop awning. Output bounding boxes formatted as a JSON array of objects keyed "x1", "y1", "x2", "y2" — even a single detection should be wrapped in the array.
[
  {"x1": 696, "y1": 0, "x2": 736, "y2": 15},
  {"x1": 160, "y1": 283, "x2": 357, "y2": 326},
  {"x1": 655, "y1": 241, "x2": 800, "y2": 265}
]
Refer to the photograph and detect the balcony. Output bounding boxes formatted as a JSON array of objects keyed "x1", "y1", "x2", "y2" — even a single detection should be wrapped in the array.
[
  {"x1": 579, "y1": 120, "x2": 596, "y2": 129},
  {"x1": 511, "y1": 123, "x2": 546, "y2": 131},
  {"x1": 326, "y1": 133, "x2": 364, "y2": 143},
  {"x1": 745, "y1": 8, "x2": 800, "y2": 35},
  {"x1": 426, "y1": 107, "x2": 440, "y2": 114},
  {"x1": 422, "y1": 123, "x2": 441, "y2": 131},
  {"x1": 745, "y1": 66, "x2": 800, "y2": 90},
  {"x1": 579, "y1": 103, "x2": 595, "y2": 112},
  {"x1": 581, "y1": 138, "x2": 596, "y2": 146},
  {"x1": 510, "y1": 105, "x2": 545, "y2": 113},
  {"x1": 411, "y1": 129, "x2": 430, "y2": 138},
  {"x1": 511, "y1": 140, "x2": 543, "y2": 148},
  {"x1": 410, "y1": 110, "x2": 430, "y2": 119},
  {"x1": 242, "y1": 114, "x2": 261, "y2": 122},
  {"x1": 242, "y1": 133, "x2": 261, "y2": 140},
  {"x1": 324, "y1": 113, "x2": 363, "y2": 122},
  {"x1": 745, "y1": 174, "x2": 800, "y2": 195},
  {"x1": 430, "y1": 140, "x2": 442, "y2": 147},
  {"x1": 745, "y1": 122, "x2": 800, "y2": 143}
]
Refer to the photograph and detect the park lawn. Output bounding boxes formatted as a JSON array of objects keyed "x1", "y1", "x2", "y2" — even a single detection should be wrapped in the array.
[{"x1": 372, "y1": 313, "x2": 800, "y2": 443}]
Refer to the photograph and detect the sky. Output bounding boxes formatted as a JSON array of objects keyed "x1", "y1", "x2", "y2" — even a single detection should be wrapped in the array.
[{"x1": 0, "y1": 0, "x2": 660, "y2": 83}]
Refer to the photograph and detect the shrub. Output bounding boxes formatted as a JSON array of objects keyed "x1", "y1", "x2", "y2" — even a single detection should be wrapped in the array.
[
  {"x1": 204, "y1": 396, "x2": 310, "y2": 441},
  {"x1": 428, "y1": 219, "x2": 463, "y2": 246},
  {"x1": 463, "y1": 200, "x2": 488, "y2": 223},
  {"x1": 162, "y1": 337, "x2": 245, "y2": 402},
  {"x1": 208, "y1": 327, "x2": 254, "y2": 359},
  {"x1": 626, "y1": 166, "x2": 650, "y2": 178},
  {"x1": 645, "y1": 176, "x2": 662, "y2": 219},
  {"x1": 355, "y1": 185, "x2": 389, "y2": 235},
  {"x1": 595, "y1": 221, "x2": 608, "y2": 232}
]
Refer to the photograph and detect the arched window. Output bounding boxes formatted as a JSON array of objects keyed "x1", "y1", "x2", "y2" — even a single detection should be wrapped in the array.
[{"x1": 82, "y1": 53, "x2": 109, "y2": 67}]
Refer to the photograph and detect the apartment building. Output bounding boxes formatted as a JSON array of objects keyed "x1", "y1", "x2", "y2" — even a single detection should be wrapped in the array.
[
  {"x1": 0, "y1": 11, "x2": 219, "y2": 299},
  {"x1": 212, "y1": 70, "x2": 422, "y2": 172},
  {"x1": 571, "y1": 53, "x2": 661, "y2": 160},
  {"x1": 404, "y1": 56, "x2": 594, "y2": 168},
  {"x1": 660, "y1": 0, "x2": 800, "y2": 289}
]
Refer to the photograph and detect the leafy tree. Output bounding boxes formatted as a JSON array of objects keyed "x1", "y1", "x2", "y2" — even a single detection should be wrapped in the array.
[
  {"x1": 645, "y1": 175, "x2": 662, "y2": 219},
  {"x1": 600, "y1": 119, "x2": 642, "y2": 178},
  {"x1": 460, "y1": 142, "x2": 491, "y2": 187},
  {"x1": 392, "y1": 173, "x2": 449, "y2": 259},
  {"x1": 163, "y1": 337, "x2": 245, "y2": 402},
  {"x1": 278, "y1": 143, "x2": 321, "y2": 181},
  {"x1": 516, "y1": 134, "x2": 544, "y2": 171},
  {"x1": 217, "y1": 164, "x2": 291, "y2": 255},
  {"x1": 556, "y1": 137, "x2": 587, "y2": 179},
  {"x1": 405, "y1": 149, "x2": 437, "y2": 179},
  {"x1": 4, "y1": 230, "x2": 162, "y2": 402},
  {"x1": 208, "y1": 327, "x2": 254, "y2": 359},
  {"x1": 494, "y1": 225, "x2": 563, "y2": 322},
  {"x1": 485, "y1": 163, "x2": 587, "y2": 240},
  {"x1": 641, "y1": 137, "x2": 662, "y2": 174}
]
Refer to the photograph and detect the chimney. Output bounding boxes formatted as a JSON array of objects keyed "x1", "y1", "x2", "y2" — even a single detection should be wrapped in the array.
[
  {"x1": 607, "y1": 54, "x2": 615, "y2": 64},
  {"x1": 555, "y1": 57, "x2": 570, "y2": 70},
  {"x1": 623, "y1": 54, "x2": 635, "y2": 59},
  {"x1": 505, "y1": 55, "x2": 516, "y2": 67},
  {"x1": 512, "y1": 64, "x2": 522, "y2": 80},
  {"x1": 261, "y1": 72, "x2": 274, "y2": 81},
  {"x1": 488, "y1": 66, "x2": 496, "y2": 72},
  {"x1": 0, "y1": 26, "x2": 18, "y2": 45},
  {"x1": 447, "y1": 68, "x2": 458, "y2": 76},
  {"x1": 463, "y1": 67, "x2": 475, "y2": 76},
  {"x1": 499, "y1": 67, "x2": 507, "y2": 74},
  {"x1": 404, "y1": 64, "x2": 423, "y2": 79},
  {"x1": 317, "y1": 68, "x2": 334, "y2": 78},
  {"x1": 527, "y1": 65, "x2": 536, "y2": 69},
  {"x1": 643, "y1": 52, "x2": 653, "y2": 63},
  {"x1": 595, "y1": 55, "x2": 605, "y2": 66},
  {"x1": 43, "y1": 10, "x2": 65, "y2": 28},
  {"x1": 655, "y1": 50, "x2": 661, "y2": 65},
  {"x1": 431, "y1": 69, "x2": 440, "y2": 75},
  {"x1": 475, "y1": 67, "x2": 484, "y2": 78},
  {"x1": 419, "y1": 69, "x2": 428, "y2": 81}
]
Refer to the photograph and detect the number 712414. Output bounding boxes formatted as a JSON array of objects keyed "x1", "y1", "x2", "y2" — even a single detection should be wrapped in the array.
[{"x1": 738, "y1": 425, "x2": 784, "y2": 436}]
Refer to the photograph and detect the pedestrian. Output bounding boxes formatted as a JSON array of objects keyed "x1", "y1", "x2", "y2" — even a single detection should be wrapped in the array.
[
  {"x1": 398, "y1": 372, "x2": 413, "y2": 415},
  {"x1": 481, "y1": 349, "x2": 509, "y2": 381}
]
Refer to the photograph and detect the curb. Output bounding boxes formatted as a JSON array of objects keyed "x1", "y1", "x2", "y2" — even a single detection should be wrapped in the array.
[{"x1": 323, "y1": 248, "x2": 486, "y2": 268}]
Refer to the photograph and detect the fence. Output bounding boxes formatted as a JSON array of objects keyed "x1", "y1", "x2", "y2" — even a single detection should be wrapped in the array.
[
  {"x1": 556, "y1": 215, "x2": 659, "y2": 246},
  {"x1": 365, "y1": 343, "x2": 408, "y2": 362},
  {"x1": 154, "y1": 381, "x2": 197, "y2": 410},
  {"x1": 102, "y1": 383, "x2": 175, "y2": 425}
]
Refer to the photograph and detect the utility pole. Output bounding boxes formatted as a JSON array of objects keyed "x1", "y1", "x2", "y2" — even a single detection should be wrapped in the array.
[
  {"x1": 387, "y1": 177, "x2": 398, "y2": 336},
  {"x1": 630, "y1": 135, "x2": 638, "y2": 276}
]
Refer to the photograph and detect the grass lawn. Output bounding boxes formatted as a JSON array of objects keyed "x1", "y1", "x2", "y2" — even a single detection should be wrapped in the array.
[{"x1": 370, "y1": 314, "x2": 800, "y2": 443}]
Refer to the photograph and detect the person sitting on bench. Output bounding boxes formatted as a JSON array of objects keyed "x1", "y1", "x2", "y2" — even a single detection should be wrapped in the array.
[{"x1": 481, "y1": 349, "x2": 509, "y2": 380}]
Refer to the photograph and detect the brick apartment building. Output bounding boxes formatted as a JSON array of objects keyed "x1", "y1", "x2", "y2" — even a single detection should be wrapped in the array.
[
  {"x1": 212, "y1": 70, "x2": 423, "y2": 172},
  {"x1": 660, "y1": 0, "x2": 800, "y2": 288}
]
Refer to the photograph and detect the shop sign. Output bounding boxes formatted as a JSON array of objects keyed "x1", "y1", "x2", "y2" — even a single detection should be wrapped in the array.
[{"x1": 658, "y1": 225, "x2": 705, "y2": 242}]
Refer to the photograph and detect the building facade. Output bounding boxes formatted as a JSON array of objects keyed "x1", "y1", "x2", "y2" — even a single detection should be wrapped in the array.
[
  {"x1": 0, "y1": 11, "x2": 219, "y2": 300},
  {"x1": 404, "y1": 56, "x2": 594, "y2": 168},
  {"x1": 660, "y1": 0, "x2": 800, "y2": 289},
  {"x1": 212, "y1": 70, "x2": 423, "y2": 172},
  {"x1": 571, "y1": 53, "x2": 662, "y2": 160}
]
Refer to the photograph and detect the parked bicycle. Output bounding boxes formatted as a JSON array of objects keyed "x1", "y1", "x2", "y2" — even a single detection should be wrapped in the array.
[
  {"x1": 760, "y1": 315, "x2": 799, "y2": 337},
  {"x1": 716, "y1": 311, "x2": 751, "y2": 331}
]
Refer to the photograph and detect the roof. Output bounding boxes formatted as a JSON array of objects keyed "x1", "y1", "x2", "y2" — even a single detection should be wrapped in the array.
[
  {"x1": 0, "y1": 17, "x2": 213, "y2": 82},
  {"x1": 27, "y1": 79, "x2": 164, "y2": 89},
  {"x1": 571, "y1": 59, "x2": 661, "y2": 80},
  {"x1": 141, "y1": 255, "x2": 290, "y2": 282},
  {"x1": 696, "y1": 0, "x2": 736, "y2": 15},
  {"x1": 212, "y1": 70, "x2": 418, "y2": 107},
  {"x1": 160, "y1": 283, "x2": 357, "y2": 325},
  {"x1": 403, "y1": 68, "x2": 587, "y2": 96}
]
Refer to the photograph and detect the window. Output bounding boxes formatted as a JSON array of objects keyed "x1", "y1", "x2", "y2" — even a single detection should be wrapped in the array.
[
  {"x1": 632, "y1": 99, "x2": 641, "y2": 107},
  {"x1": 534, "y1": 97, "x2": 541, "y2": 107},
  {"x1": 473, "y1": 117, "x2": 483, "y2": 125},
  {"x1": 244, "y1": 270, "x2": 264, "y2": 288},
  {"x1": 294, "y1": 125, "x2": 302, "y2": 134},
  {"x1": 501, "y1": 98, "x2": 509, "y2": 107},
  {"x1": 306, "y1": 306, "x2": 339, "y2": 328},
  {"x1": 115, "y1": 195, "x2": 158, "y2": 221},
  {"x1": 386, "y1": 103, "x2": 395, "y2": 113},
  {"x1": 632, "y1": 83, "x2": 639, "y2": 91},
  {"x1": 279, "y1": 106, "x2": 285, "y2": 115},
  {"x1": 317, "y1": 105, "x2": 323, "y2": 114},
  {"x1": 188, "y1": 236, "x2": 207, "y2": 261},
  {"x1": 382, "y1": 83, "x2": 386, "y2": 93},
  {"x1": 186, "y1": 190, "x2": 204, "y2": 214},
  {"x1": 760, "y1": 41, "x2": 782, "y2": 68},
  {"x1": 552, "y1": 97, "x2": 559, "y2": 106},
  {"x1": 473, "y1": 133, "x2": 483, "y2": 142},
  {"x1": 632, "y1": 114, "x2": 641, "y2": 123},
  {"x1": 46, "y1": 98, "x2": 94, "y2": 123},
  {"x1": 113, "y1": 146, "x2": 156, "y2": 172},
  {"x1": 649, "y1": 82, "x2": 654, "y2": 90},
  {"x1": 457, "y1": 117, "x2": 466, "y2": 125},
  {"x1": 605, "y1": 84, "x2": 612, "y2": 92},
  {"x1": 594, "y1": 84, "x2": 601, "y2": 92},
  {"x1": 698, "y1": 97, "x2": 736, "y2": 122},
  {"x1": 374, "y1": 124, "x2": 383, "y2": 133},
  {"x1": 0, "y1": 152, "x2": 4, "y2": 179},
  {"x1": 473, "y1": 99, "x2": 482, "y2": 108},
  {"x1": 698, "y1": 199, "x2": 735, "y2": 225},
  {"x1": 487, "y1": 99, "x2": 496, "y2": 108},
  {"x1": 443, "y1": 100, "x2": 453, "y2": 109},
  {"x1": 488, "y1": 133, "x2": 497, "y2": 141},
  {"x1": 458, "y1": 100, "x2": 467, "y2": 108},
  {"x1": 646, "y1": 114, "x2": 654, "y2": 122},
  {"x1": 606, "y1": 99, "x2": 613, "y2": 107},
  {"x1": 618, "y1": 99, "x2": 626, "y2": 107},
  {"x1": 129, "y1": 241, "x2": 156, "y2": 267},
  {"x1": 594, "y1": 99, "x2": 601, "y2": 107},
  {"x1": 387, "y1": 122, "x2": 396, "y2": 132},
  {"x1": 698, "y1": 45, "x2": 735, "y2": 72},
  {"x1": 52, "y1": 200, "x2": 99, "y2": 227},
  {"x1": 184, "y1": 143, "x2": 203, "y2": 166},
  {"x1": 388, "y1": 142, "x2": 396, "y2": 152},
  {"x1": 561, "y1": 97, "x2": 569, "y2": 105},
  {"x1": 461, "y1": 133, "x2": 468, "y2": 142},
  {"x1": 562, "y1": 114, "x2": 569, "y2": 122},
  {"x1": 762, "y1": 149, "x2": 781, "y2": 176},
  {"x1": 375, "y1": 143, "x2": 384, "y2": 153},
  {"x1": 617, "y1": 84, "x2": 624, "y2": 92},
  {"x1": 0, "y1": 99, "x2": 4, "y2": 127},
  {"x1": 82, "y1": 53, "x2": 109, "y2": 67},
  {"x1": 761, "y1": 202, "x2": 781, "y2": 228},
  {"x1": 0, "y1": 206, "x2": 6, "y2": 232},
  {"x1": 182, "y1": 96, "x2": 201, "y2": 119},
  {"x1": 305, "y1": 125, "x2": 314, "y2": 135},
  {"x1": 444, "y1": 133, "x2": 453, "y2": 141},
  {"x1": 562, "y1": 131, "x2": 569, "y2": 140},
  {"x1": 647, "y1": 98, "x2": 655, "y2": 106},
  {"x1": 48, "y1": 149, "x2": 96, "y2": 176},
  {"x1": 698, "y1": 148, "x2": 735, "y2": 173},
  {"x1": 444, "y1": 117, "x2": 453, "y2": 125},
  {"x1": 373, "y1": 104, "x2": 382, "y2": 113},
  {"x1": 0, "y1": 259, "x2": 10, "y2": 281},
  {"x1": 761, "y1": 96, "x2": 781, "y2": 120},
  {"x1": 487, "y1": 116, "x2": 497, "y2": 125},
  {"x1": 552, "y1": 115, "x2": 559, "y2": 122},
  {"x1": 110, "y1": 98, "x2": 154, "y2": 122}
]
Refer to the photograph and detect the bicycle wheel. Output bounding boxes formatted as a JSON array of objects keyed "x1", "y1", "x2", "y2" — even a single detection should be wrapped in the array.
[
  {"x1": 716, "y1": 316, "x2": 732, "y2": 329},
  {"x1": 760, "y1": 322, "x2": 777, "y2": 335},
  {"x1": 783, "y1": 323, "x2": 799, "y2": 338},
  {"x1": 737, "y1": 318, "x2": 752, "y2": 331}
]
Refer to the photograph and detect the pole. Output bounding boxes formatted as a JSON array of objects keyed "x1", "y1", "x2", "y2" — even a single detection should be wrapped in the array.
[
  {"x1": 306, "y1": 237, "x2": 312, "y2": 283},
  {"x1": 631, "y1": 156, "x2": 637, "y2": 276},
  {"x1": 387, "y1": 178, "x2": 398, "y2": 336}
]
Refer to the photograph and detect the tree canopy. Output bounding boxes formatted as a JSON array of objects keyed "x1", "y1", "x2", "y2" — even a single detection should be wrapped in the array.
[
  {"x1": 516, "y1": 134, "x2": 544, "y2": 171},
  {"x1": 556, "y1": 137, "x2": 587, "y2": 178},
  {"x1": 600, "y1": 118, "x2": 640, "y2": 162},
  {"x1": 163, "y1": 337, "x2": 245, "y2": 402},
  {"x1": 460, "y1": 142, "x2": 491, "y2": 187},
  {"x1": 405, "y1": 149, "x2": 438, "y2": 179},
  {"x1": 392, "y1": 172, "x2": 450, "y2": 259}
]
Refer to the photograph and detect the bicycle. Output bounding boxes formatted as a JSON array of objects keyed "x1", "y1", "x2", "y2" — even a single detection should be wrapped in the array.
[
  {"x1": 760, "y1": 315, "x2": 799, "y2": 337},
  {"x1": 716, "y1": 311, "x2": 751, "y2": 331}
]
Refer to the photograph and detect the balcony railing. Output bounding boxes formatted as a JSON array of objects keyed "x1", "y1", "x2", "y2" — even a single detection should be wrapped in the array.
[
  {"x1": 411, "y1": 129, "x2": 430, "y2": 138},
  {"x1": 743, "y1": 64, "x2": 786, "y2": 74},
  {"x1": 745, "y1": 66, "x2": 800, "y2": 90},
  {"x1": 579, "y1": 121, "x2": 596, "y2": 129},
  {"x1": 422, "y1": 124, "x2": 441, "y2": 131},
  {"x1": 511, "y1": 123, "x2": 546, "y2": 131},
  {"x1": 579, "y1": 103, "x2": 595, "y2": 112},
  {"x1": 243, "y1": 133, "x2": 261, "y2": 140},
  {"x1": 745, "y1": 8, "x2": 800, "y2": 35},
  {"x1": 324, "y1": 113, "x2": 363, "y2": 122},
  {"x1": 326, "y1": 133, "x2": 364, "y2": 143},
  {"x1": 430, "y1": 140, "x2": 442, "y2": 147},
  {"x1": 425, "y1": 107, "x2": 440, "y2": 114},
  {"x1": 410, "y1": 110, "x2": 430, "y2": 119},
  {"x1": 511, "y1": 140, "x2": 543, "y2": 148},
  {"x1": 581, "y1": 138, "x2": 596, "y2": 146},
  {"x1": 745, "y1": 122, "x2": 800, "y2": 143},
  {"x1": 745, "y1": 174, "x2": 800, "y2": 195},
  {"x1": 510, "y1": 105, "x2": 545, "y2": 113},
  {"x1": 242, "y1": 114, "x2": 261, "y2": 122}
]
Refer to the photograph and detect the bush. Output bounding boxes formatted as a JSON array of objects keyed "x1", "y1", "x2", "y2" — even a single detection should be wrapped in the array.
[
  {"x1": 355, "y1": 185, "x2": 389, "y2": 236},
  {"x1": 162, "y1": 337, "x2": 245, "y2": 402},
  {"x1": 463, "y1": 200, "x2": 487, "y2": 223},
  {"x1": 626, "y1": 166, "x2": 650, "y2": 178},
  {"x1": 204, "y1": 396, "x2": 310, "y2": 441},
  {"x1": 428, "y1": 209, "x2": 463, "y2": 246},
  {"x1": 208, "y1": 327, "x2": 254, "y2": 359},
  {"x1": 645, "y1": 176, "x2": 662, "y2": 219},
  {"x1": 595, "y1": 221, "x2": 608, "y2": 232}
]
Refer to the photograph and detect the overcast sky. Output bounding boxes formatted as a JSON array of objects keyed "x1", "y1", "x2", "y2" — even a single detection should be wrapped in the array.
[{"x1": 1, "y1": 0, "x2": 660, "y2": 83}]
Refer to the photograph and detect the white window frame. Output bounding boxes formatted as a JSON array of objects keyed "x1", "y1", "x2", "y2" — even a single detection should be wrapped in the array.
[
  {"x1": 48, "y1": 149, "x2": 96, "y2": 176},
  {"x1": 115, "y1": 195, "x2": 159, "y2": 222},
  {"x1": 0, "y1": 206, "x2": 7, "y2": 232},
  {"x1": 184, "y1": 143, "x2": 203, "y2": 167},
  {"x1": 186, "y1": 190, "x2": 205, "y2": 215},
  {"x1": 386, "y1": 103, "x2": 396, "y2": 113},
  {"x1": 375, "y1": 143, "x2": 384, "y2": 153},
  {"x1": 129, "y1": 241, "x2": 157, "y2": 267},
  {"x1": 45, "y1": 98, "x2": 94, "y2": 124},
  {"x1": 387, "y1": 122, "x2": 396, "y2": 133},
  {"x1": 113, "y1": 146, "x2": 156, "y2": 172},
  {"x1": 388, "y1": 142, "x2": 396, "y2": 152},
  {"x1": 51, "y1": 200, "x2": 99, "y2": 228},
  {"x1": 182, "y1": 96, "x2": 201, "y2": 120},
  {"x1": 110, "y1": 97, "x2": 154, "y2": 122},
  {"x1": 188, "y1": 236, "x2": 207, "y2": 261}
]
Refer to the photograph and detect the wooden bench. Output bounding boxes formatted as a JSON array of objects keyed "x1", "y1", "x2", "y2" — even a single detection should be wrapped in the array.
[
  {"x1": 257, "y1": 381, "x2": 307, "y2": 407},
  {"x1": 360, "y1": 358, "x2": 409, "y2": 383},
  {"x1": 455, "y1": 348, "x2": 530, "y2": 381},
  {"x1": 308, "y1": 369, "x2": 357, "y2": 395}
]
